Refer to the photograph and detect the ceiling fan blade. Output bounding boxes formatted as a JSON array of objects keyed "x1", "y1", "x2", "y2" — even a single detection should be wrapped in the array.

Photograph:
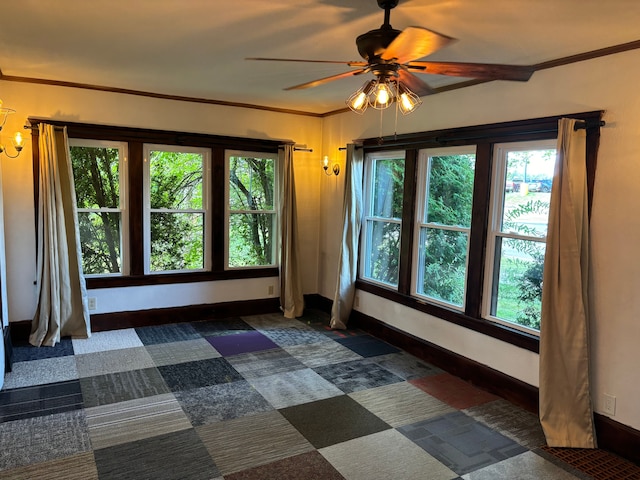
[
  {"x1": 398, "y1": 69, "x2": 435, "y2": 96},
  {"x1": 407, "y1": 61, "x2": 534, "y2": 81},
  {"x1": 284, "y1": 68, "x2": 368, "y2": 90},
  {"x1": 381, "y1": 27, "x2": 456, "y2": 64},
  {"x1": 246, "y1": 57, "x2": 367, "y2": 67}
]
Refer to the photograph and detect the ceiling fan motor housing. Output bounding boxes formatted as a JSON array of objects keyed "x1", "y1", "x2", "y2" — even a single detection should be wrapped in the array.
[{"x1": 356, "y1": 27, "x2": 401, "y2": 61}]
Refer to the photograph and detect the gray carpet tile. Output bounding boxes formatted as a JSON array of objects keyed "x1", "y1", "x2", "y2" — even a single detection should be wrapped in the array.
[
  {"x1": 260, "y1": 325, "x2": 333, "y2": 347},
  {"x1": 226, "y1": 347, "x2": 307, "y2": 379},
  {"x1": 0, "y1": 452, "x2": 99, "y2": 480},
  {"x1": 248, "y1": 368, "x2": 343, "y2": 409},
  {"x1": 225, "y1": 451, "x2": 346, "y2": 480},
  {"x1": 398, "y1": 411, "x2": 527, "y2": 475},
  {"x1": 283, "y1": 340, "x2": 363, "y2": 368},
  {"x1": 85, "y1": 392, "x2": 192, "y2": 449},
  {"x1": 75, "y1": 346, "x2": 155, "y2": 378},
  {"x1": 157, "y1": 357, "x2": 243, "y2": 392},
  {"x1": 349, "y1": 381, "x2": 456, "y2": 427},
  {"x1": 174, "y1": 380, "x2": 273, "y2": 426},
  {"x1": 0, "y1": 379, "x2": 83, "y2": 422},
  {"x1": 135, "y1": 322, "x2": 201, "y2": 345},
  {"x1": 146, "y1": 337, "x2": 221, "y2": 366},
  {"x1": 71, "y1": 328, "x2": 143, "y2": 354},
  {"x1": 93, "y1": 428, "x2": 220, "y2": 480},
  {"x1": 10, "y1": 338, "x2": 74, "y2": 362},
  {"x1": 313, "y1": 358, "x2": 404, "y2": 393},
  {"x1": 371, "y1": 351, "x2": 444, "y2": 380},
  {"x1": 464, "y1": 399, "x2": 547, "y2": 449},
  {"x1": 320, "y1": 429, "x2": 458, "y2": 480},
  {"x1": 0, "y1": 409, "x2": 92, "y2": 471},
  {"x1": 462, "y1": 451, "x2": 583, "y2": 480},
  {"x1": 190, "y1": 317, "x2": 255, "y2": 337},
  {"x1": 2, "y1": 355, "x2": 79, "y2": 389},
  {"x1": 279, "y1": 395, "x2": 391, "y2": 449},
  {"x1": 242, "y1": 313, "x2": 302, "y2": 330},
  {"x1": 197, "y1": 410, "x2": 314, "y2": 475},
  {"x1": 79, "y1": 367, "x2": 170, "y2": 408}
]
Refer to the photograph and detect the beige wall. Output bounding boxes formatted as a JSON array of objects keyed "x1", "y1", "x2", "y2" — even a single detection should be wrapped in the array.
[
  {"x1": 319, "y1": 48, "x2": 640, "y2": 432},
  {"x1": 0, "y1": 81, "x2": 323, "y2": 319}
]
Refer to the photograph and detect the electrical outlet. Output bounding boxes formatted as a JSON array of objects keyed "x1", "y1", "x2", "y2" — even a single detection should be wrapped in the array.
[
  {"x1": 603, "y1": 393, "x2": 616, "y2": 416},
  {"x1": 88, "y1": 297, "x2": 97, "y2": 310},
  {"x1": 268, "y1": 285, "x2": 274, "y2": 296}
]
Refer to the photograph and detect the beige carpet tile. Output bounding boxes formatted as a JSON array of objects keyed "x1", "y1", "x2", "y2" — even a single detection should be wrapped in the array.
[
  {"x1": 283, "y1": 340, "x2": 363, "y2": 368},
  {"x1": 145, "y1": 338, "x2": 221, "y2": 367},
  {"x1": 196, "y1": 410, "x2": 314, "y2": 475},
  {"x1": 320, "y1": 429, "x2": 458, "y2": 480},
  {"x1": 242, "y1": 313, "x2": 304, "y2": 330},
  {"x1": 75, "y1": 346, "x2": 156, "y2": 378},
  {"x1": 462, "y1": 451, "x2": 584, "y2": 480},
  {"x1": 2, "y1": 356, "x2": 79, "y2": 389},
  {"x1": 85, "y1": 392, "x2": 192, "y2": 449},
  {"x1": 349, "y1": 381, "x2": 456, "y2": 427},
  {"x1": 71, "y1": 328, "x2": 143, "y2": 354},
  {"x1": 0, "y1": 452, "x2": 99, "y2": 480}
]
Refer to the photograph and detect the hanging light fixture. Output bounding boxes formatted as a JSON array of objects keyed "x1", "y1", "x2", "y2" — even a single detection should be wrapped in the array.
[
  {"x1": 345, "y1": 75, "x2": 422, "y2": 115},
  {"x1": 0, "y1": 98, "x2": 25, "y2": 158}
]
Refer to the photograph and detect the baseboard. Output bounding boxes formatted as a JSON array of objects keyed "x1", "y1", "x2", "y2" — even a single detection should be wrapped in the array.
[{"x1": 349, "y1": 308, "x2": 640, "y2": 466}]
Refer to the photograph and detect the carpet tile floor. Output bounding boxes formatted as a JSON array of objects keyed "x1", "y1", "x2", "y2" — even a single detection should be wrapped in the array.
[{"x1": 2, "y1": 309, "x2": 638, "y2": 479}]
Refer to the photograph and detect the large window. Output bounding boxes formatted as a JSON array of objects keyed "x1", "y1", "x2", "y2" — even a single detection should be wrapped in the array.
[
  {"x1": 355, "y1": 112, "x2": 602, "y2": 351},
  {"x1": 413, "y1": 147, "x2": 476, "y2": 309},
  {"x1": 144, "y1": 145, "x2": 210, "y2": 273},
  {"x1": 70, "y1": 140, "x2": 128, "y2": 276},
  {"x1": 361, "y1": 152, "x2": 405, "y2": 287},
  {"x1": 226, "y1": 151, "x2": 277, "y2": 269},
  {"x1": 484, "y1": 141, "x2": 556, "y2": 332}
]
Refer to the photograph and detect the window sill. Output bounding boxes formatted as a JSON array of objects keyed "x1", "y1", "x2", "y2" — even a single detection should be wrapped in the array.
[
  {"x1": 355, "y1": 279, "x2": 540, "y2": 353},
  {"x1": 86, "y1": 267, "x2": 279, "y2": 289}
]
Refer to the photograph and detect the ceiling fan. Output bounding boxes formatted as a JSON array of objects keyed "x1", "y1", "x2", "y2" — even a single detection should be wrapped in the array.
[{"x1": 247, "y1": 0, "x2": 534, "y2": 114}]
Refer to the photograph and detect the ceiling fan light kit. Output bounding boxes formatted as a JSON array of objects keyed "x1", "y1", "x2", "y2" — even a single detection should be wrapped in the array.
[{"x1": 247, "y1": 0, "x2": 534, "y2": 115}]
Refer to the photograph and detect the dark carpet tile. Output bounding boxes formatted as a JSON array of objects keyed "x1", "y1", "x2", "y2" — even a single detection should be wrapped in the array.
[
  {"x1": 279, "y1": 395, "x2": 391, "y2": 449},
  {"x1": 225, "y1": 451, "x2": 345, "y2": 480},
  {"x1": 94, "y1": 428, "x2": 220, "y2": 480},
  {"x1": 79, "y1": 367, "x2": 170, "y2": 408},
  {"x1": 0, "y1": 379, "x2": 83, "y2": 422},
  {"x1": 398, "y1": 411, "x2": 527, "y2": 475},
  {"x1": 135, "y1": 323, "x2": 201, "y2": 345},
  {"x1": 158, "y1": 357, "x2": 243, "y2": 392},
  {"x1": 205, "y1": 330, "x2": 280, "y2": 356},
  {"x1": 335, "y1": 334, "x2": 401, "y2": 357},
  {"x1": 11, "y1": 338, "x2": 74, "y2": 362},
  {"x1": 313, "y1": 358, "x2": 404, "y2": 393},
  {"x1": 191, "y1": 317, "x2": 255, "y2": 337}
]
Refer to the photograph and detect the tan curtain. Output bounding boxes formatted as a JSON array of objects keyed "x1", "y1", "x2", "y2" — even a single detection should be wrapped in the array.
[
  {"x1": 539, "y1": 118, "x2": 596, "y2": 448},
  {"x1": 330, "y1": 144, "x2": 364, "y2": 329},
  {"x1": 278, "y1": 144, "x2": 304, "y2": 318},
  {"x1": 31, "y1": 124, "x2": 90, "y2": 347}
]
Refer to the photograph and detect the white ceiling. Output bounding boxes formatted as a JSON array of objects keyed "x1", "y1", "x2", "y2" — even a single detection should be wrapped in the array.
[{"x1": 1, "y1": 0, "x2": 640, "y2": 115}]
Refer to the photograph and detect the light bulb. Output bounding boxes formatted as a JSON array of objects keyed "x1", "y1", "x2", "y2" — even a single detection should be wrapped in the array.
[{"x1": 12, "y1": 131, "x2": 24, "y2": 150}]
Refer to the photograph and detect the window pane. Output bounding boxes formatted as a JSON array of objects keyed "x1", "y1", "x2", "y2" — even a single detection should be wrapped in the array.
[
  {"x1": 365, "y1": 220, "x2": 401, "y2": 286},
  {"x1": 372, "y1": 158, "x2": 404, "y2": 218},
  {"x1": 150, "y1": 212, "x2": 204, "y2": 271},
  {"x1": 502, "y1": 149, "x2": 555, "y2": 237},
  {"x1": 78, "y1": 212, "x2": 122, "y2": 274},
  {"x1": 228, "y1": 213, "x2": 275, "y2": 267},
  {"x1": 228, "y1": 156, "x2": 275, "y2": 211},
  {"x1": 70, "y1": 146, "x2": 120, "y2": 209},
  {"x1": 426, "y1": 154, "x2": 475, "y2": 228},
  {"x1": 491, "y1": 237, "x2": 546, "y2": 330},
  {"x1": 417, "y1": 227, "x2": 468, "y2": 306},
  {"x1": 150, "y1": 151, "x2": 203, "y2": 210}
]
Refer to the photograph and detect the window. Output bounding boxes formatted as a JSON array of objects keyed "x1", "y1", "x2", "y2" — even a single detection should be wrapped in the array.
[
  {"x1": 70, "y1": 140, "x2": 128, "y2": 276},
  {"x1": 144, "y1": 145, "x2": 210, "y2": 273},
  {"x1": 361, "y1": 152, "x2": 405, "y2": 287},
  {"x1": 413, "y1": 147, "x2": 476, "y2": 309},
  {"x1": 484, "y1": 141, "x2": 556, "y2": 332},
  {"x1": 226, "y1": 151, "x2": 278, "y2": 269}
]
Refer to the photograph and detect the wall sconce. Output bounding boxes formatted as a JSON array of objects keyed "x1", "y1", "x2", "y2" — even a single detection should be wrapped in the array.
[
  {"x1": 322, "y1": 155, "x2": 340, "y2": 176},
  {"x1": 0, "y1": 99, "x2": 25, "y2": 158}
]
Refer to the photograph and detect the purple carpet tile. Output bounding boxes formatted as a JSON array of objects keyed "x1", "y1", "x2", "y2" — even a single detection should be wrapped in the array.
[{"x1": 206, "y1": 330, "x2": 280, "y2": 356}]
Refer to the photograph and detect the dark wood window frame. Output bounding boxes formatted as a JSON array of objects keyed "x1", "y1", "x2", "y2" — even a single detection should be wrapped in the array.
[
  {"x1": 356, "y1": 111, "x2": 604, "y2": 353},
  {"x1": 29, "y1": 118, "x2": 282, "y2": 289}
]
